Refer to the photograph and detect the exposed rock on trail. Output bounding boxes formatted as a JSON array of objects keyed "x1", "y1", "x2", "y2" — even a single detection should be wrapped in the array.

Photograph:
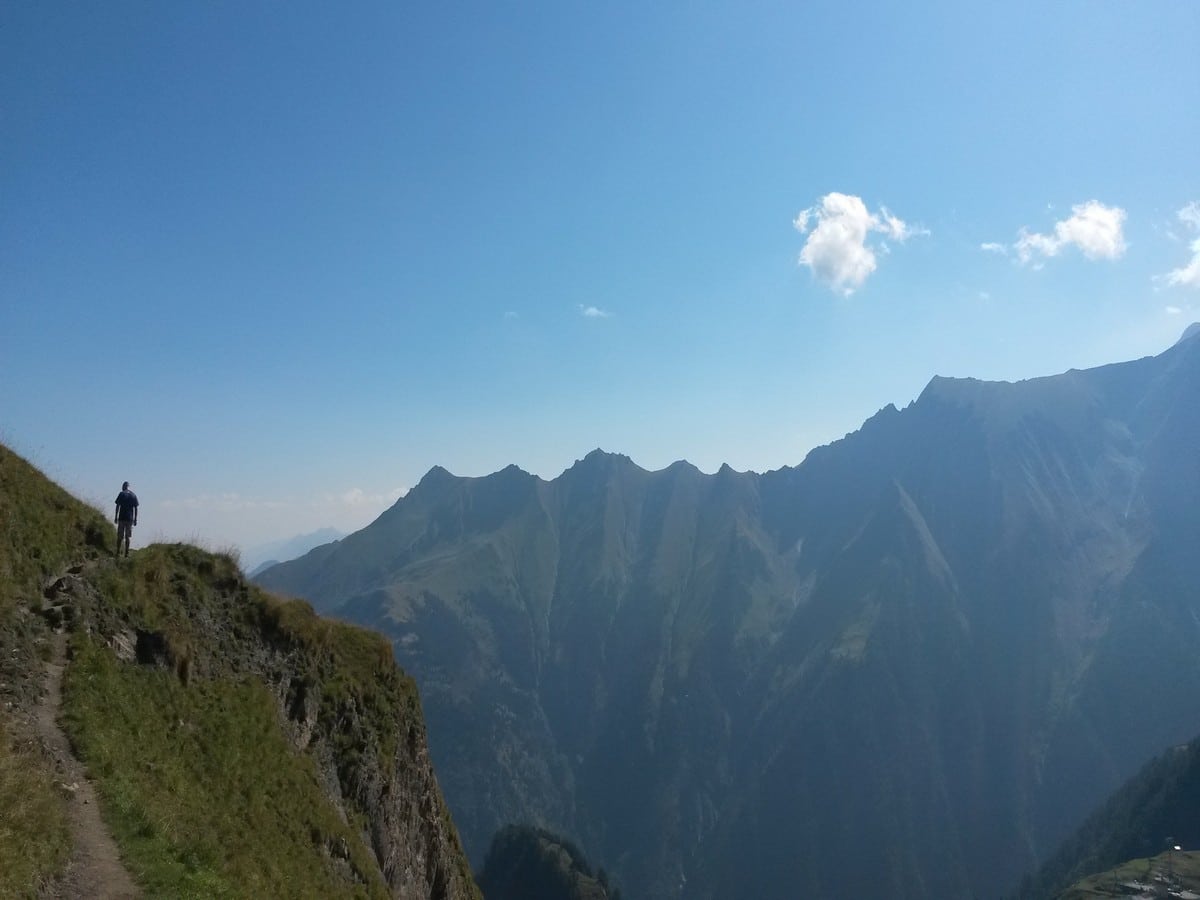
[{"x1": 36, "y1": 563, "x2": 140, "y2": 899}]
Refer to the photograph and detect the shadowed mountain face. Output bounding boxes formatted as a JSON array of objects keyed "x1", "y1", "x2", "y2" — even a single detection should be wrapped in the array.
[
  {"x1": 1015, "y1": 732, "x2": 1200, "y2": 899},
  {"x1": 242, "y1": 526, "x2": 345, "y2": 577},
  {"x1": 478, "y1": 824, "x2": 616, "y2": 900},
  {"x1": 258, "y1": 331, "x2": 1200, "y2": 900}
]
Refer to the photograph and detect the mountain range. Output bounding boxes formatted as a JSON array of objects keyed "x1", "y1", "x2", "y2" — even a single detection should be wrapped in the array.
[
  {"x1": 243, "y1": 526, "x2": 347, "y2": 576},
  {"x1": 258, "y1": 326, "x2": 1200, "y2": 899}
]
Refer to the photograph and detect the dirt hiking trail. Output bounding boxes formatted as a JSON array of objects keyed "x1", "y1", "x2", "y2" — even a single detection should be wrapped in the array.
[{"x1": 35, "y1": 572, "x2": 140, "y2": 899}]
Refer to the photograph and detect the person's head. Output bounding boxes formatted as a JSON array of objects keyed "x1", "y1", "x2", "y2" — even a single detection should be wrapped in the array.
[{"x1": 122, "y1": 481, "x2": 129, "y2": 490}]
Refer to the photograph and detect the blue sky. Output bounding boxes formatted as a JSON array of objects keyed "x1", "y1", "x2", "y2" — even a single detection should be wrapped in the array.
[{"x1": 3, "y1": 1, "x2": 1198, "y2": 552}]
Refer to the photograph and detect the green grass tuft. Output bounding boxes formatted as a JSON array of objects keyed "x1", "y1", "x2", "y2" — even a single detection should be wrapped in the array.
[
  {"x1": 1061, "y1": 849, "x2": 1200, "y2": 897},
  {"x1": 91, "y1": 542, "x2": 418, "y2": 778},
  {"x1": 0, "y1": 714, "x2": 72, "y2": 897},
  {"x1": 0, "y1": 446, "x2": 112, "y2": 616},
  {"x1": 1, "y1": 447, "x2": 478, "y2": 899},
  {"x1": 0, "y1": 445, "x2": 109, "y2": 897},
  {"x1": 62, "y1": 637, "x2": 389, "y2": 900}
]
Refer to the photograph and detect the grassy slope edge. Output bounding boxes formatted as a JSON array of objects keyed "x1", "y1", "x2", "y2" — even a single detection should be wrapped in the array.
[
  {"x1": 61, "y1": 545, "x2": 395, "y2": 898},
  {"x1": 0, "y1": 444, "x2": 111, "y2": 895},
  {"x1": 0, "y1": 444, "x2": 479, "y2": 899},
  {"x1": 1057, "y1": 849, "x2": 1200, "y2": 898},
  {"x1": 1014, "y1": 736, "x2": 1200, "y2": 899}
]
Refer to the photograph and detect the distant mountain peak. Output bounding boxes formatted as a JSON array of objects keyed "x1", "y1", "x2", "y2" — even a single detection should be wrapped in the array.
[
  {"x1": 242, "y1": 526, "x2": 345, "y2": 574},
  {"x1": 918, "y1": 376, "x2": 983, "y2": 406},
  {"x1": 254, "y1": 335, "x2": 1200, "y2": 900},
  {"x1": 1179, "y1": 322, "x2": 1200, "y2": 345},
  {"x1": 865, "y1": 401, "x2": 902, "y2": 423},
  {"x1": 567, "y1": 448, "x2": 634, "y2": 472},
  {"x1": 414, "y1": 465, "x2": 458, "y2": 491}
]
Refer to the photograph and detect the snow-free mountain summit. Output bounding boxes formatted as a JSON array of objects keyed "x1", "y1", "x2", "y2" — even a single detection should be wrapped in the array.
[{"x1": 258, "y1": 326, "x2": 1200, "y2": 900}]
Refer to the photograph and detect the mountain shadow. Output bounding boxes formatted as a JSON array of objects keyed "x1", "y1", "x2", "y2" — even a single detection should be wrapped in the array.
[
  {"x1": 258, "y1": 329, "x2": 1200, "y2": 900},
  {"x1": 1014, "y1": 732, "x2": 1200, "y2": 899},
  {"x1": 478, "y1": 824, "x2": 619, "y2": 900}
]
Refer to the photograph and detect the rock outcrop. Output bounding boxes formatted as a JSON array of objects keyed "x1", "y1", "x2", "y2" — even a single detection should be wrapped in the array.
[
  {"x1": 61, "y1": 544, "x2": 480, "y2": 899},
  {"x1": 0, "y1": 442, "x2": 478, "y2": 899}
]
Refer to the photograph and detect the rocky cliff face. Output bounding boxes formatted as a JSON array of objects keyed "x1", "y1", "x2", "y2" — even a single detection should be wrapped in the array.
[
  {"x1": 0, "y1": 441, "x2": 478, "y2": 899},
  {"x1": 56, "y1": 543, "x2": 480, "y2": 899},
  {"x1": 257, "y1": 335, "x2": 1200, "y2": 900}
]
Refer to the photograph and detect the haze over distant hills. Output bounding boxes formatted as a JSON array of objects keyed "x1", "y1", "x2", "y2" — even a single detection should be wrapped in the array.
[
  {"x1": 242, "y1": 527, "x2": 345, "y2": 576},
  {"x1": 259, "y1": 326, "x2": 1200, "y2": 900}
]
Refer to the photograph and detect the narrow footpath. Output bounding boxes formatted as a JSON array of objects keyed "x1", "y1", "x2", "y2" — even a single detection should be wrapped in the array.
[{"x1": 35, "y1": 617, "x2": 140, "y2": 899}]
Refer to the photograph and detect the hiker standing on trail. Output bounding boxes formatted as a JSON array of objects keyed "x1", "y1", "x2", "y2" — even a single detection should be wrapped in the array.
[{"x1": 114, "y1": 481, "x2": 138, "y2": 557}]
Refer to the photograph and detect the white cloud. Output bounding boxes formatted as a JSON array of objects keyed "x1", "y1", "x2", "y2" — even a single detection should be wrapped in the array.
[
  {"x1": 163, "y1": 486, "x2": 405, "y2": 514},
  {"x1": 980, "y1": 242, "x2": 1008, "y2": 255},
  {"x1": 1166, "y1": 305, "x2": 1183, "y2": 315},
  {"x1": 1013, "y1": 230, "x2": 1059, "y2": 268},
  {"x1": 878, "y1": 207, "x2": 925, "y2": 242},
  {"x1": 333, "y1": 487, "x2": 405, "y2": 507},
  {"x1": 503, "y1": 310, "x2": 519, "y2": 319},
  {"x1": 1013, "y1": 200, "x2": 1127, "y2": 266},
  {"x1": 793, "y1": 192, "x2": 925, "y2": 295},
  {"x1": 1180, "y1": 202, "x2": 1200, "y2": 231},
  {"x1": 152, "y1": 484, "x2": 412, "y2": 555},
  {"x1": 162, "y1": 493, "x2": 288, "y2": 512},
  {"x1": 1158, "y1": 202, "x2": 1200, "y2": 289},
  {"x1": 579, "y1": 304, "x2": 610, "y2": 318}
]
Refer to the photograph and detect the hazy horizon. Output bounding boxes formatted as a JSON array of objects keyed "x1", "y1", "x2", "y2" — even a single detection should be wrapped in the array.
[
  {"x1": 3, "y1": 1, "x2": 1197, "y2": 552},
  {"x1": 9, "y1": 329, "x2": 1194, "y2": 556}
]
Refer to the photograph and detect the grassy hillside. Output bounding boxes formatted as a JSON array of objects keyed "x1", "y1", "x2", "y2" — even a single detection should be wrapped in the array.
[
  {"x1": 0, "y1": 720, "x2": 71, "y2": 897},
  {"x1": 0, "y1": 444, "x2": 111, "y2": 894},
  {"x1": 0, "y1": 445, "x2": 479, "y2": 899},
  {"x1": 1057, "y1": 849, "x2": 1200, "y2": 898},
  {"x1": 60, "y1": 544, "x2": 395, "y2": 898},
  {"x1": 1015, "y1": 735, "x2": 1200, "y2": 899},
  {"x1": 0, "y1": 445, "x2": 110, "y2": 696}
]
